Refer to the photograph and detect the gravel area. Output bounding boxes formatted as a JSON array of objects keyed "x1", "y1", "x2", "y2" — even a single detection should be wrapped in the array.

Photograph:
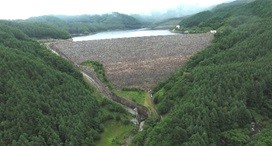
[{"x1": 52, "y1": 33, "x2": 213, "y2": 90}]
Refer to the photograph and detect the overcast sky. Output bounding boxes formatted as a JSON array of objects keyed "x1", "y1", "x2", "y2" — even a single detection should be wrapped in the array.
[{"x1": 0, "y1": 0, "x2": 234, "y2": 20}]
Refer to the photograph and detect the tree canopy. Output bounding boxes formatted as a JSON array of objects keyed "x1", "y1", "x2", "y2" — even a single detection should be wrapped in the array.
[
  {"x1": 132, "y1": 0, "x2": 272, "y2": 145},
  {"x1": 0, "y1": 21, "x2": 130, "y2": 145}
]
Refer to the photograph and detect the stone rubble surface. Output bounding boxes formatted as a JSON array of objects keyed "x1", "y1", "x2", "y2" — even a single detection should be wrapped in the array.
[{"x1": 52, "y1": 33, "x2": 213, "y2": 90}]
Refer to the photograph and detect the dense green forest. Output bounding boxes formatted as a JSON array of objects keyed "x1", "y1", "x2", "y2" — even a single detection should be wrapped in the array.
[
  {"x1": 0, "y1": 22, "x2": 131, "y2": 145},
  {"x1": 177, "y1": 0, "x2": 256, "y2": 33},
  {"x1": 132, "y1": 0, "x2": 272, "y2": 145},
  {"x1": 2, "y1": 0, "x2": 272, "y2": 145},
  {"x1": 1, "y1": 12, "x2": 142, "y2": 39}
]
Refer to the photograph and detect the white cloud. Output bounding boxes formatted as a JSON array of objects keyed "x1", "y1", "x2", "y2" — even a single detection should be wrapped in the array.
[{"x1": 0, "y1": 0, "x2": 234, "y2": 19}]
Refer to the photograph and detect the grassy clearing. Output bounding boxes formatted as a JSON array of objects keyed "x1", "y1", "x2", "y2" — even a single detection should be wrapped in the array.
[
  {"x1": 96, "y1": 121, "x2": 134, "y2": 146},
  {"x1": 115, "y1": 88, "x2": 160, "y2": 119},
  {"x1": 144, "y1": 93, "x2": 160, "y2": 119},
  {"x1": 114, "y1": 89, "x2": 145, "y2": 105}
]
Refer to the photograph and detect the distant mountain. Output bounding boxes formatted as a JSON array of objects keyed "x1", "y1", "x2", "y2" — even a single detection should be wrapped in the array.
[
  {"x1": 213, "y1": 0, "x2": 255, "y2": 10},
  {"x1": 1, "y1": 12, "x2": 143, "y2": 39},
  {"x1": 149, "y1": 17, "x2": 187, "y2": 30}
]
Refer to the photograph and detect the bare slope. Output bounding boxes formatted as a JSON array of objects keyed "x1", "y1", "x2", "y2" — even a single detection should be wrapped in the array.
[{"x1": 52, "y1": 33, "x2": 213, "y2": 90}]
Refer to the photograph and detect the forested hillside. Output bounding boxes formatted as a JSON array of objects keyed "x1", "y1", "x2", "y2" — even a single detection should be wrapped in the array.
[
  {"x1": 53, "y1": 12, "x2": 142, "y2": 35},
  {"x1": 0, "y1": 23, "x2": 130, "y2": 145},
  {"x1": 178, "y1": 0, "x2": 256, "y2": 33},
  {"x1": 132, "y1": 0, "x2": 272, "y2": 145},
  {"x1": 150, "y1": 17, "x2": 186, "y2": 30},
  {"x1": 1, "y1": 12, "x2": 142, "y2": 39}
]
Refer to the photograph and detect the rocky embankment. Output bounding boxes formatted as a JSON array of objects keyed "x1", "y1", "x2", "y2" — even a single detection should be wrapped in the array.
[{"x1": 51, "y1": 33, "x2": 213, "y2": 90}]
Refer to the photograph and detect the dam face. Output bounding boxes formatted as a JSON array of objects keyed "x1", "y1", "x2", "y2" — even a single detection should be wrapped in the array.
[{"x1": 52, "y1": 33, "x2": 213, "y2": 90}]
